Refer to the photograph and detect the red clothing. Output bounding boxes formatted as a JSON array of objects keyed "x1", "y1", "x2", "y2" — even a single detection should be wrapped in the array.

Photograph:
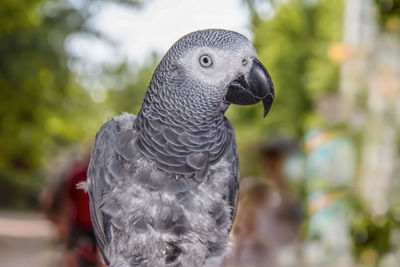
[{"x1": 67, "y1": 162, "x2": 92, "y2": 230}]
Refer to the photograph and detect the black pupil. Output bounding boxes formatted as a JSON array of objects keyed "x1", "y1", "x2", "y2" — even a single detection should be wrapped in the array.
[{"x1": 203, "y1": 57, "x2": 209, "y2": 64}]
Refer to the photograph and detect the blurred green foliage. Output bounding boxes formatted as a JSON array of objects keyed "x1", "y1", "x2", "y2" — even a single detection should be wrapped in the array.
[
  {"x1": 375, "y1": 0, "x2": 400, "y2": 29},
  {"x1": 105, "y1": 54, "x2": 159, "y2": 115},
  {"x1": 0, "y1": 0, "x2": 143, "y2": 209},
  {"x1": 0, "y1": 0, "x2": 90, "y2": 206},
  {"x1": 254, "y1": 0, "x2": 342, "y2": 135},
  {"x1": 230, "y1": 0, "x2": 343, "y2": 175}
]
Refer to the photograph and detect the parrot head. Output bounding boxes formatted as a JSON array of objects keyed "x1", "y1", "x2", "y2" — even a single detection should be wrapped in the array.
[{"x1": 147, "y1": 29, "x2": 274, "y2": 119}]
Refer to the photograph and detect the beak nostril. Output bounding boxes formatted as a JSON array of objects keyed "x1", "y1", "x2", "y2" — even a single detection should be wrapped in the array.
[{"x1": 225, "y1": 56, "x2": 274, "y2": 117}]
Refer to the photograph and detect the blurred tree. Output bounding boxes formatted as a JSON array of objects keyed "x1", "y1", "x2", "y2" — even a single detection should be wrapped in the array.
[
  {"x1": 233, "y1": 0, "x2": 343, "y2": 175},
  {"x1": 1, "y1": 1, "x2": 84, "y2": 172},
  {"x1": 375, "y1": 0, "x2": 400, "y2": 34},
  {"x1": 250, "y1": 0, "x2": 342, "y2": 135},
  {"x1": 0, "y1": 0, "x2": 143, "y2": 209},
  {"x1": 105, "y1": 53, "x2": 159, "y2": 115}
]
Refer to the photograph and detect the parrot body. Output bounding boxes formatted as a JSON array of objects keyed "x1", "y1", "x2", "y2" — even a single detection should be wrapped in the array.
[{"x1": 85, "y1": 29, "x2": 274, "y2": 267}]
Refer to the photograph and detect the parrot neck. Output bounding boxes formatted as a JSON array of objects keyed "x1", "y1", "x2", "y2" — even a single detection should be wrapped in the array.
[
  {"x1": 134, "y1": 93, "x2": 231, "y2": 174},
  {"x1": 136, "y1": 83, "x2": 229, "y2": 135},
  {"x1": 136, "y1": 102, "x2": 227, "y2": 137}
]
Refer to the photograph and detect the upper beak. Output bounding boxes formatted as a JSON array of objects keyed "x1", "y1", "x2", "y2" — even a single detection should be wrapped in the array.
[{"x1": 224, "y1": 58, "x2": 274, "y2": 117}]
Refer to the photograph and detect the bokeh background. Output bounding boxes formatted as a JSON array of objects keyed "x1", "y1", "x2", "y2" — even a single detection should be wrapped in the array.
[{"x1": 1, "y1": 0, "x2": 400, "y2": 266}]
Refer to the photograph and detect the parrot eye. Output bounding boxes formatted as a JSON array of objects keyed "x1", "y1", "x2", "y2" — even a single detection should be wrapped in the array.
[{"x1": 199, "y1": 55, "x2": 213, "y2": 67}]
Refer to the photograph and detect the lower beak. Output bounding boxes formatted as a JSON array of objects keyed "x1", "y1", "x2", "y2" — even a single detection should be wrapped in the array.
[{"x1": 224, "y1": 58, "x2": 274, "y2": 117}]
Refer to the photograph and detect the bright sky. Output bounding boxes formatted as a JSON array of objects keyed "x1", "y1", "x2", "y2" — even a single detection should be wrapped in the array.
[{"x1": 67, "y1": 0, "x2": 251, "y2": 65}]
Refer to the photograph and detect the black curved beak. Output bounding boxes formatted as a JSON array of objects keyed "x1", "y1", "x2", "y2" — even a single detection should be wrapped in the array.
[{"x1": 224, "y1": 58, "x2": 274, "y2": 117}]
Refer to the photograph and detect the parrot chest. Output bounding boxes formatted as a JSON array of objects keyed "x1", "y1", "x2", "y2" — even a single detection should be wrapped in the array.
[{"x1": 108, "y1": 157, "x2": 234, "y2": 266}]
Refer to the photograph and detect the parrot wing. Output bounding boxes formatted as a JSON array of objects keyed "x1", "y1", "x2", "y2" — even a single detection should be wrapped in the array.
[
  {"x1": 223, "y1": 118, "x2": 240, "y2": 230},
  {"x1": 87, "y1": 114, "x2": 138, "y2": 265}
]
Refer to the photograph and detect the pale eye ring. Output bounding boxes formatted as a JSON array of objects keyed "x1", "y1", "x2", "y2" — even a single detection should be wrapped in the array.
[{"x1": 199, "y1": 55, "x2": 213, "y2": 67}]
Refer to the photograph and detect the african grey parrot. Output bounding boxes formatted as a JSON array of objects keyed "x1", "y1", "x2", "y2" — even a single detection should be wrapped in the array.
[{"x1": 83, "y1": 29, "x2": 274, "y2": 267}]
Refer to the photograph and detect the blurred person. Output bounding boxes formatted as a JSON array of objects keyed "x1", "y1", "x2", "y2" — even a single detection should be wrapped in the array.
[
  {"x1": 224, "y1": 137, "x2": 303, "y2": 267},
  {"x1": 64, "y1": 153, "x2": 102, "y2": 267},
  {"x1": 41, "y1": 147, "x2": 104, "y2": 267}
]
